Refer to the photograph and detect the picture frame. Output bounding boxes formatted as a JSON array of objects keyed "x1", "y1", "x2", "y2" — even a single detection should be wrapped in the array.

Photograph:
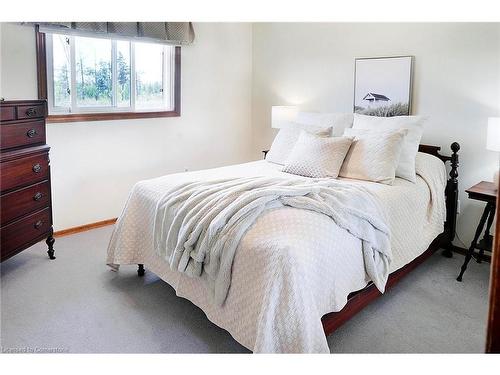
[{"x1": 353, "y1": 56, "x2": 414, "y2": 117}]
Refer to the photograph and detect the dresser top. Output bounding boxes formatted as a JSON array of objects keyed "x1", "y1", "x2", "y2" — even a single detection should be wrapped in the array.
[{"x1": 1, "y1": 99, "x2": 47, "y2": 106}]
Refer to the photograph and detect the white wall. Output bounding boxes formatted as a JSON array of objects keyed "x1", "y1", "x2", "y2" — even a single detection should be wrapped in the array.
[
  {"x1": 252, "y1": 23, "x2": 500, "y2": 245},
  {"x1": 1, "y1": 22, "x2": 254, "y2": 230},
  {"x1": 2, "y1": 22, "x2": 499, "y2": 245}
]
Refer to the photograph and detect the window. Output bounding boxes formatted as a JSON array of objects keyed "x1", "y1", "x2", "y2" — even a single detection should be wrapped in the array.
[{"x1": 38, "y1": 30, "x2": 180, "y2": 122}]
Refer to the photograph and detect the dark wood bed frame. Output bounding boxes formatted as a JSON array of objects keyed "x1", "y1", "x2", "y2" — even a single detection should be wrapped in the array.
[
  {"x1": 137, "y1": 142, "x2": 461, "y2": 339},
  {"x1": 321, "y1": 142, "x2": 461, "y2": 335}
]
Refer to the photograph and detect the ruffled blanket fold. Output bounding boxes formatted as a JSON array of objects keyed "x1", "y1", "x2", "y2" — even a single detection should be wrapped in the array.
[{"x1": 153, "y1": 176, "x2": 392, "y2": 306}]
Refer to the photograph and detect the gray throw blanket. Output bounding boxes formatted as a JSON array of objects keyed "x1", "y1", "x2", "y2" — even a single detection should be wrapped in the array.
[{"x1": 153, "y1": 176, "x2": 392, "y2": 306}]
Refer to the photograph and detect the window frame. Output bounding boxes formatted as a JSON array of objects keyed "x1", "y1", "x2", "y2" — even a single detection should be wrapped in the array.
[{"x1": 36, "y1": 26, "x2": 181, "y2": 123}]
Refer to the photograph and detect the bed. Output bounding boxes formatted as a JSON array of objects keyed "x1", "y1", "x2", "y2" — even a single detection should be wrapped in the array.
[{"x1": 106, "y1": 142, "x2": 460, "y2": 353}]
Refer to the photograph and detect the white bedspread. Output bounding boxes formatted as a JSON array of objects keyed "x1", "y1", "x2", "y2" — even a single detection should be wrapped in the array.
[
  {"x1": 154, "y1": 176, "x2": 392, "y2": 306},
  {"x1": 107, "y1": 152, "x2": 447, "y2": 353}
]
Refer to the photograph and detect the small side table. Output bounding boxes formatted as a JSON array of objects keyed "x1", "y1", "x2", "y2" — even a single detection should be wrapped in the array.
[{"x1": 457, "y1": 181, "x2": 497, "y2": 281}]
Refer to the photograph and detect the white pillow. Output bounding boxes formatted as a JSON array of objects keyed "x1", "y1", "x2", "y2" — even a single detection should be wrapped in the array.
[
  {"x1": 352, "y1": 114, "x2": 425, "y2": 182},
  {"x1": 296, "y1": 112, "x2": 354, "y2": 136},
  {"x1": 266, "y1": 123, "x2": 332, "y2": 165},
  {"x1": 282, "y1": 132, "x2": 354, "y2": 178},
  {"x1": 339, "y1": 128, "x2": 407, "y2": 185}
]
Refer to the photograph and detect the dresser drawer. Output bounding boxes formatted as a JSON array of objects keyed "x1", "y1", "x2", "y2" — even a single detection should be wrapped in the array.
[
  {"x1": 1, "y1": 119, "x2": 46, "y2": 150},
  {"x1": 1, "y1": 208, "x2": 51, "y2": 257},
  {"x1": 0, "y1": 152, "x2": 49, "y2": 192},
  {"x1": 1, "y1": 106, "x2": 16, "y2": 121},
  {"x1": 1, "y1": 180, "x2": 50, "y2": 225},
  {"x1": 16, "y1": 104, "x2": 46, "y2": 120}
]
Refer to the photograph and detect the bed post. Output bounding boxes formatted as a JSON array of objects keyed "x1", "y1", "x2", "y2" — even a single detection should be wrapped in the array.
[
  {"x1": 442, "y1": 142, "x2": 460, "y2": 258},
  {"x1": 138, "y1": 264, "x2": 145, "y2": 277}
]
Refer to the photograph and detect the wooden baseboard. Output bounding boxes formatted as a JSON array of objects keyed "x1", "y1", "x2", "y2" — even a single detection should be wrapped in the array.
[
  {"x1": 53, "y1": 218, "x2": 117, "y2": 238},
  {"x1": 451, "y1": 245, "x2": 491, "y2": 263}
]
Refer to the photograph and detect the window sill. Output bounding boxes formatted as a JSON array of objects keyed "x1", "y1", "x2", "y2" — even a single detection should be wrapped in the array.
[{"x1": 46, "y1": 110, "x2": 180, "y2": 123}]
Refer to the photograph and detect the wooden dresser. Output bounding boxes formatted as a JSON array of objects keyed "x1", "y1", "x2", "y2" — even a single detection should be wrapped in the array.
[{"x1": 0, "y1": 99, "x2": 55, "y2": 262}]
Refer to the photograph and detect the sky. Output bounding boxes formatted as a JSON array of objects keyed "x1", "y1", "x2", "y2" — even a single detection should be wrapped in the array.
[{"x1": 54, "y1": 35, "x2": 167, "y2": 85}]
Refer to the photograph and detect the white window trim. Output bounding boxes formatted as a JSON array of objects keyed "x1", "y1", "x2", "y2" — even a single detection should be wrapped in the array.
[{"x1": 46, "y1": 33, "x2": 175, "y2": 116}]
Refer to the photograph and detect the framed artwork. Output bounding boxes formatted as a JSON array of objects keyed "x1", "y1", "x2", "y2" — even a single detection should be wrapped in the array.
[{"x1": 353, "y1": 56, "x2": 414, "y2": 117}]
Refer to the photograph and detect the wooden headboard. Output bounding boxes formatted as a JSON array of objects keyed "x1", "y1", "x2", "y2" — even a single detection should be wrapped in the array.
[
  {"x1": 262, "y1": 142, "x2": 461, "y2": 256},
  {"x1": 419, "y1": 142, "x2": 461, "y2": 257},
  {"x1": 418, "y1": 143, "x2": 460, "y2": 164}
]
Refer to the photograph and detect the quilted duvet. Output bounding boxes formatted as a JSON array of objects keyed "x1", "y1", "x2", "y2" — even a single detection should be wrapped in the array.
[{"x1": 107, "y1": 153, "x2": 446, "y2": 353}]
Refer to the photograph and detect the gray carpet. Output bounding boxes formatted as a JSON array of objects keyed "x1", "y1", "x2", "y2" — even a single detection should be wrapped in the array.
[{"x1": 0, "y1": 226, "x2": 490, "y2": 353}]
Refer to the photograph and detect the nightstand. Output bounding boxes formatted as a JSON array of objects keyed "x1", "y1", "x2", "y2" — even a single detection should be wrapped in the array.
[{"x1": 457, "y1": 181, "x2": 497, "y2": 281}]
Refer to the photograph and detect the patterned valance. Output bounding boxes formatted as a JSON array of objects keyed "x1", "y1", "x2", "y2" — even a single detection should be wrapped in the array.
[{"x1": 30, "y1": 22, "x2": 195, "y2": 45}]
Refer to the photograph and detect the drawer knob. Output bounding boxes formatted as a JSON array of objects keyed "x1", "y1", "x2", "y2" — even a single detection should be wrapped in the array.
[
  {"x1": 33, "y1": 192, "x2": 43, "y2": 201},
  {"x1": 27, "y1": 128, "x2": 38, "y2": 138},
  {"x1": 34, "y1": 220, "x2": 43, "y2": 229},
  {"x1": 26, "y1": 108, "x2": 37, "y2": 117},
  {"x1": 32, "y1": 164, "x2": 42, "y2": 173}
]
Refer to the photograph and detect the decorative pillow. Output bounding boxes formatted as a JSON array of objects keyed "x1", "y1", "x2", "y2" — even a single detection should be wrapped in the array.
[
  {"x1": 339, "y1": 128, "x2": 407, "y2": 185},
  {"x1": 266, "y1": 123, "x2": 332, "y2": 165},
  {"x1": 352, "y1": 114, "x2": 426, "y2": 182},
  {"x1": 282, "y1": 132, "x2": 353, "y2": 178},
  {"x1": 296, "y1": 112, "x2": 354, "y2": 136}
]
